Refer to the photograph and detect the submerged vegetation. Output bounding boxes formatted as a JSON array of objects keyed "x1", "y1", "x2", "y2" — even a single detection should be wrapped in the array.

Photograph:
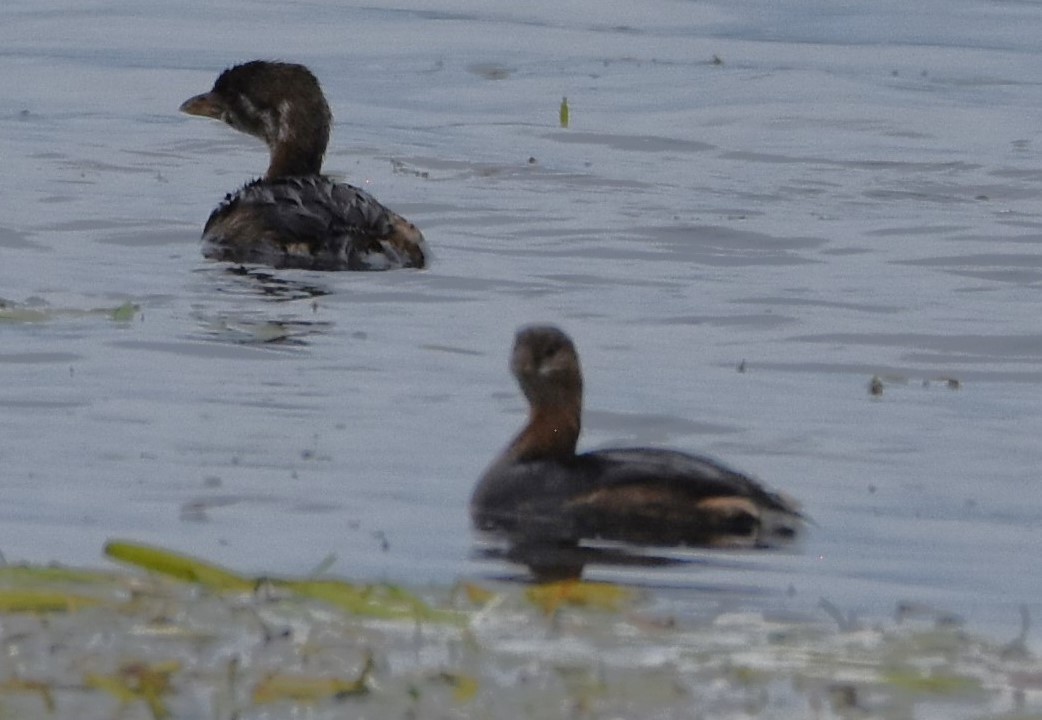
[
  {"x1": 0, "y1": 299, "x2": 138, "y2": 324},
  {"x1": 0, "y1": 541, "x2": 1035, "y2": 719}
]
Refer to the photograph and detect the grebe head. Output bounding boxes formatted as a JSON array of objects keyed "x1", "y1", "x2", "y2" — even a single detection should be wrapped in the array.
[
  {"x1": 180, "y1": 60, "x2": 332, "y2": 178},
  {"x1": 511, "y1": 325, "x2": 583, "y2": 410}
]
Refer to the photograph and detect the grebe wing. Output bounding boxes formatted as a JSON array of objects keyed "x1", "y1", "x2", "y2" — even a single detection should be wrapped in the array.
[
  {"x1": 561, "y1": 449, "x2": 800, "y2": 545},
  {"x1": 582, "y1": 447, "x2": 797, "y2": 513}
]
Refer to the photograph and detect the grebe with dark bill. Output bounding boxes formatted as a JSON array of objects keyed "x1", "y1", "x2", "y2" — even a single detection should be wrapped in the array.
[
  {"x1": 471, "y1": 325, "x2": 803, "y2": 562},
  {"x1": 180, "y1": 60, "x2": 427, "y2": 271}
]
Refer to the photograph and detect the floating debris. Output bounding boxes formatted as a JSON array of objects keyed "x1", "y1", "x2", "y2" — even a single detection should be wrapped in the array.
[
  {"x1": 0, "y1": 300, "x2": 139, "y2": 324},
  {"x1": 868, "y1": 375, "x2": 884, "y2": 397},
  {"x1": 467, "y1": 62, "x2": 512, "y2": 80},
  {"x1": 920, "y1": 375, "x2": 963, "y2": 390},
  {"x1": 252, "y1": 655, "x2": 372, "y2": 704},
  {"x1": 86, "y1": 661, "x2": 179, "y2": 720},
  {"x1": 559, "y1": 96, "x2": 569, "y2": 128},
  {"x1": 453, "y1": 581, "x2": 496, "y2": 607},
  {"x1": 434, "y1": 671, "x2": 480, "y2": 703},
  {"x1": 110, "y1": 301, "x2": 138, "y2": 322},
  {"x1": 390, "y1": 158, "x2": 430, "y2": 179},
  {"x1": 525, "y1": 579, "x2": 635, "y2": 616}
]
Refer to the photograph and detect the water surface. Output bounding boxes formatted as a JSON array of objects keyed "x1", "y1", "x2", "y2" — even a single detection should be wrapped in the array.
[{"x1": 1, "y1": 0, "x2": 1041, "y2": 637}]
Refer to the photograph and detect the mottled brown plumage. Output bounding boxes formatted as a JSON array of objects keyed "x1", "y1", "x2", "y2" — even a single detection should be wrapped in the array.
[{"x1": 181, "y1": 61, "x2": 427, "y2": 271}]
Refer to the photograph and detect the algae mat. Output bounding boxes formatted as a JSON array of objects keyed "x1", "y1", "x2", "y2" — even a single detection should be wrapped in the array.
[{"x1": 0, "y1": 542, "x2": 1037, "y2": 718}]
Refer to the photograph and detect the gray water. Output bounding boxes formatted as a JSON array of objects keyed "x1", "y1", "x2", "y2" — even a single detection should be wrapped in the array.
[{"x1": 1, "y1": 0, "x2": 1041, "y2": 636}]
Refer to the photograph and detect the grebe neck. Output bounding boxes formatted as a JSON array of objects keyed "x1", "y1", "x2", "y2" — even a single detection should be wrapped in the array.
[
  {"x1": 507, "y1": 403, "x2": 582, "y2": 462},
  {"x1": 263, "y1": 101, "x2": 330, "y2": 179},
  {"x1": 266, "y1": 137, "x2": 326, "y2": 179}
]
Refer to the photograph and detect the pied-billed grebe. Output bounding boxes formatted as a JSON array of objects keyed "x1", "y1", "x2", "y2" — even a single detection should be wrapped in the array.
[
  {"x1": 180, "y1": 60, "x2": 427, "y2": 271},
  {"x1": 471, "y1": 325, "x2": 802, "y2": 551}
]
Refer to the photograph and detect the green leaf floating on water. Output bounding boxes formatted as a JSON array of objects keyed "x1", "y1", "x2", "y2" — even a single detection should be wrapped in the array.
[
  {"x1": 105, "y1": 541, "x2": 255, "y2": 592},
  {"x1": 110, "y1": 301, "x2": 138, "y2": 322},
  {"x1": 0, "y1": 565, "x2": 128, "y2": 613},
  {"x1": 0, "y1": 565, "x2": 124, "y2": 586},
  {"x1": 0, "y1": 590, "x2": 103, "y2": 613},
  {"x1": 0, "y1": 306, "x2": 53, "y2": 323},
  {"x1": 105, "y1": 540, "x2": 459, "y2": 623}
]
